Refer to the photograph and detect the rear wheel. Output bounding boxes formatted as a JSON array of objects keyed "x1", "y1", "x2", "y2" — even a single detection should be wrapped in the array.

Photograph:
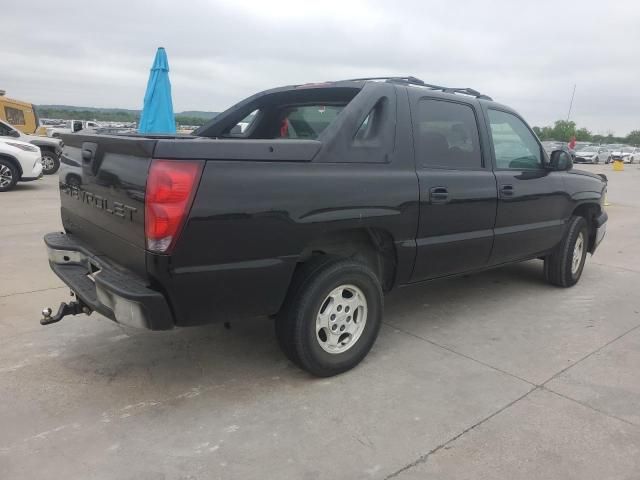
[
  {"x1": 41, "y1": 150, "x2": 60, "y2": 175},
  {"x1": 276, "y1": 257, "x2": 383, "y2": 377},
  {"x1": 0, "y1": 160, "x2": 18, "y2": 192},
  {"x1": 66, "y1": 174, "x2": 81, "y2": 187},
  {"x1": 544, "y1": 216, "x2": 588, "y2": 287},
  {"x1": 606, "y1": 156, "x2": 612, "y2": 164}
]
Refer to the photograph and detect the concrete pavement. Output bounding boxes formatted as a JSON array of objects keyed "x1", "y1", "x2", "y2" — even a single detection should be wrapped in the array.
[{"x1": 1, "y1": 164, "x2": 639, "y2": 479}]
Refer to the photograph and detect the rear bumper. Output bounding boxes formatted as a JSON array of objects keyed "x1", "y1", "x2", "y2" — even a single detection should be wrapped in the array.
[{"x1": 44, "y1": 232, "x2": 174, "y2": 330}]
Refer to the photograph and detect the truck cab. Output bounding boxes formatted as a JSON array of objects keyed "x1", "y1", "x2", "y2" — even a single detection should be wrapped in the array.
[
  {"x1": 46, "y1": 120, "x2": 100, "y2": 138},
  {"x1": 0, "y1": 90, "x2": 45, "y2": 135}
]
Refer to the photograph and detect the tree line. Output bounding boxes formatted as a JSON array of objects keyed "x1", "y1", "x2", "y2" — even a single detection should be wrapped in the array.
[
  {"x1": 533, "y1": 120, "x2": 640, "y2": 146},
  {"x1": 36, "y1": 108, "x2": 210, "y2": 127}
]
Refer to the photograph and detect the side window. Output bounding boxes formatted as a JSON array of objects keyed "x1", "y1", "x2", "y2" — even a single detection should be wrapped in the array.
[
  {"x1": 488, "y1": 109, "x2": 542, "y2": 169},
  {"x1": 0, "y1": 122, "x2": 14, "y2": 136},
  {"x1": 416, "y1": 99, "x2": 482, "y2": 169},
  {"x1": 225, "y1": 109, "x2": 260, "y2": 137},
  {"x1": 4, "y1": 107, "x2": 26, "y2": 126},
  {"x1": 354, "y1": 98, "x2": 386, "y2": 142}
]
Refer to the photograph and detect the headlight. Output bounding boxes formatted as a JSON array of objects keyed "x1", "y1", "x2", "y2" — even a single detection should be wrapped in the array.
[{"x1": 4, "y1": 142, "x2": 39, "y2": 152}]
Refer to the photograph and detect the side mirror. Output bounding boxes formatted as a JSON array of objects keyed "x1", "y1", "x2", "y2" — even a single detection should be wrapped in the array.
[
  {"x1": 10, "y1": 130, "x2": 20, "y2": 138},
  {"x1": 549, "y1": 149, "x2": 573, "y2": 171}
]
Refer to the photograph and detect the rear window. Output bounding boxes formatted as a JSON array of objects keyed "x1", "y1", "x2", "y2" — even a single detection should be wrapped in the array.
[
  {"x1": 201, "y1": 86, "x2": 360, "y2": 140},
  {"x1": 279, "y1": 105, "x2": 345, "y2": 139}
]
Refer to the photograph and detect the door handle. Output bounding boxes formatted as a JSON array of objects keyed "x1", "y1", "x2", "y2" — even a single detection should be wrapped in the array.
[
  {"x1": 500, "y1": 184, "x2": 514, "y2": 197},
  {"x1": 430, "y1": 186, "x2": 449, "y2": 204}
]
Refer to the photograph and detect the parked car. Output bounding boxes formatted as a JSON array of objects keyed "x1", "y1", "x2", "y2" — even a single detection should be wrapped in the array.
[
  {"x1": 0, "y1": 139, "x2": 43, "y2": 191},
  {"x1": 607, "y1": 144, "x2": 625, "y2": 160},
  {"x1": 614, "y1": 146, "x2": 639, "y2": 163},
  {"x1": 542, "y1": 141, "x2": 576, "y2": 160},
  {"x1": 574, "y1": 145, "x2": 611, "y2": 164},
  {"x1": 46, "y1": 120, "x2": 100, "y2": 138},
  {"x1": 628, "y1": 148, "x2": 640, "y2": 163},
  {"x1": 0, "y1": 119, "x2": 63, "y2": 174},
  {"x1": 41, "y1": 77, "x2": 608, "y2": 376},
  {"x1": 0, "y1": 90, "x2": 46, "y2": 135}
]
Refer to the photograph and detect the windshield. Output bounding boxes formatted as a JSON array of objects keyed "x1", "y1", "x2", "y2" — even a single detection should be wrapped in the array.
[{"x1": 577, "y1": 146, "x2": 597, "y2": 152}]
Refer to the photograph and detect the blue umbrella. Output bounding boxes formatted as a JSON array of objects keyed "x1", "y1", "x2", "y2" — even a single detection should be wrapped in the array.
[{"x1": 138, "y1": 47, "x2": 176, "y2": 134}]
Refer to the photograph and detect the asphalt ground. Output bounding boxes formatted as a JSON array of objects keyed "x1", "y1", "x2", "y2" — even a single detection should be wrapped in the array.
[{"x1": 1, "y1": 163, "x2": 639, "y2": 479}]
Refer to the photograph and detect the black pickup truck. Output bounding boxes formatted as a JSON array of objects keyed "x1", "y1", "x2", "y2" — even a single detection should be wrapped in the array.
[{"x1": 42, "y1": 77, "x2": 607, "y2": 376}]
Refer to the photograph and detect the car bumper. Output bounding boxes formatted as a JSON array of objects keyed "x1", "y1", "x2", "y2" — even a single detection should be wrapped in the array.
[
  {"x1": 44, "y1": 232, "x2": 174, "y2": 330},
  {"x1": 592, "y1": 211, "x2": 607, "y2": 252},
  {"x1": 21, "y1": 160, "x2": 44, "y2": 181}
]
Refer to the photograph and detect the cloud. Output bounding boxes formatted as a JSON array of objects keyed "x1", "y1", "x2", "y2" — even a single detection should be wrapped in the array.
[{"x1": 2, "y1": 0, "x2": 638, "y2": 134}]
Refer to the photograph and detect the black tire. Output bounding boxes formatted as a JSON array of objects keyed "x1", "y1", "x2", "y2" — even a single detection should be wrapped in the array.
[
  {"x1": 66, "y1": 174, "x2": 81, "y2": 187},
  {"x1": 0, "y1": 159, "x2": 18, "y2": 192},
  {"x1": 606, "y1": 156, "x2": 611, "y2": 164},
  {"x1": 544, "y1": 216, "x2": 589, "y2": 287},
  {"x1": 276, "y1": 257, "x2": 383, "y2": 377},
  {"x1": 40, "y1": 150, "x2": 60, "y2": 175}
]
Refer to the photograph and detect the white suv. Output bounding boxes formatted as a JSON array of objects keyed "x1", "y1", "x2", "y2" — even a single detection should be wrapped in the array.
[
  {"x1": 0, "y1": 139, "x2": 43, "y2": 192},
  {"x1": 0, "y1": 119, "x2": 63, "y2": 175}
]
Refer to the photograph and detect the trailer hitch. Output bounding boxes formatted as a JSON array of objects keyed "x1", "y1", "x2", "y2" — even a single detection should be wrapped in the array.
[{"x1": 41, "y1": 297, "x2": 92, "y2": 325}]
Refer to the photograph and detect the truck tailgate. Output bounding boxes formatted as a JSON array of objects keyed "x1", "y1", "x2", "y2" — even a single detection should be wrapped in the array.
[{"x1": 59, "y1": 134, "x2": 155, "y2": 277}]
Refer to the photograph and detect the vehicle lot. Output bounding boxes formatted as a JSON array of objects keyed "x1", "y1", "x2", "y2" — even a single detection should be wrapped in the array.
[{"x1": 1, "y1": 165, "x2": 639, "y2": 479}]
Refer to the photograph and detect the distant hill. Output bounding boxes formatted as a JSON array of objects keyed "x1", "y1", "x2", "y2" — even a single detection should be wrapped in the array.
[
  {"x1": 178, "y1": 110, "x2": 220, "y2": 119},
  {"x1": 36, "y1": 105, "x2": 219, "y2": 126}
]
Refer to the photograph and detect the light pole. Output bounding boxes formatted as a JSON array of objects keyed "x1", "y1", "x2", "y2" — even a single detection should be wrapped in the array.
[{"x1": 566, "y1": 84, "x2": 577, "y2": 121}]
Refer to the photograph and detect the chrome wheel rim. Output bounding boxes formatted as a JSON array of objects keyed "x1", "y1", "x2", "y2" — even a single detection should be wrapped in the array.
[
  {"x1": 41, "y1": 154, "x2": 55, "y2": 172},
  {"x1": 0, "y1": 164, "x2": 13, "y2": 188},
  {"x1": 572, "y1": 232, "x2": 585, "y2": 275},
  {"x1": 316, "y1": 284, "x2": 367, "y2": 354}
]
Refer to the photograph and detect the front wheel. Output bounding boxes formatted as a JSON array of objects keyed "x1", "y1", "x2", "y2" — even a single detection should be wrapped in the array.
[
  {"x1": 41, "y1": 150, "x2": 60, "y2": 175},
  {"x1": 276, "y1": 257, "x2": 383, "y2": 377},
  {"x1": 606, "y1": 156, "x2": 612, "y2": 164},
  {"x1": 544, "y1": 216, "x2": 588, "y2": 287},
  {"x1": 0, "y1": 159, "x2": 18, "y2": 192}
]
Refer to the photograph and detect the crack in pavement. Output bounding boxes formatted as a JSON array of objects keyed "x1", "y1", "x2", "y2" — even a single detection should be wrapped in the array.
[
  {"x1": 0, "y1": 285, "x2": 66, "y2": 299},
  {"x1": 384, "y1": 322, "x2": 536, "y2": 387},
  {"x1": 383, "y1": 321, "x2": 640, "y2": 479},
  {"x1": 591, "y1": 261, "x2": 640, "y2": 275},
  {"x1": 384, "y1": 386, "x2": 538, "y2": 479},
  {"x1": 542, "y1": 387, "x2": 640, "y2": 428}
]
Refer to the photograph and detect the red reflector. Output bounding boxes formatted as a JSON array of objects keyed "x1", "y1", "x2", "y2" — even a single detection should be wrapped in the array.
[{"x1": 145, "y1": 160, "x2": 203, "y2": 253}]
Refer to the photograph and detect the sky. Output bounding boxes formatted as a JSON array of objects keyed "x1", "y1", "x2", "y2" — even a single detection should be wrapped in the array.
[{"x1": 2, "y1": 0, "x2": 639, "y2": 135}]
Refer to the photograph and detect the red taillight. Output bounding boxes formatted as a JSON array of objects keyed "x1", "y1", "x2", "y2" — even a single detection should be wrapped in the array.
[{"x1": 145, "y1": 159, "x2": 203, "y2": 253}]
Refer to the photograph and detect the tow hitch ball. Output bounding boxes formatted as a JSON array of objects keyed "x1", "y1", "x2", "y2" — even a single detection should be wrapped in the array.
[{"x1": 41, "y1": 296, "x2": 92, "y2": 325}]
